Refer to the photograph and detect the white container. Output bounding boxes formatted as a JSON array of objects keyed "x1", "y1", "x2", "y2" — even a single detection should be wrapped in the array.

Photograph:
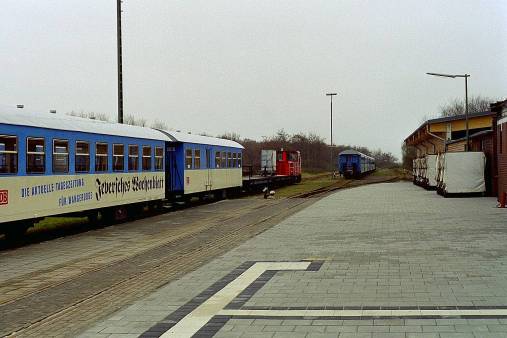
[
  {"x1": 419, "y1": 157, "x2": 427, "y2": 183},
  {"x1": 261, "y1": 150, "x2": 277, "y2": 175},
  {"x1": 441, "y1": 152, "x2": 486, "y2": 194},
  {"x1": 436, "y1": 153, "x2": 445, "y2": 188},
  {"x1": 425, "y1": 154, "x2": 437, "y2": 188}
]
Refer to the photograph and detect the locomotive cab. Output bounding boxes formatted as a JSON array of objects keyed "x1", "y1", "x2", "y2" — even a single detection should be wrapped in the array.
[{"x1": 276, "y1": 150, "x2": 302, "y2": 182}]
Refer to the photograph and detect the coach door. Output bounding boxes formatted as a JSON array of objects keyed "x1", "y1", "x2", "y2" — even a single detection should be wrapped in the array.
[
  {"x1": 205, "y1": 148, "x2": 212, "y2": 191},
  {"x1": 165, "y1": 145, "x2": 176, "y2": 197}
]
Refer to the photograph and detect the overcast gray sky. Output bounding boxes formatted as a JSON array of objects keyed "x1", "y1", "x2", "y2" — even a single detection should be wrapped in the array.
[{"x1": 1, "y1": 0, "x2": 506, "y2": 158}]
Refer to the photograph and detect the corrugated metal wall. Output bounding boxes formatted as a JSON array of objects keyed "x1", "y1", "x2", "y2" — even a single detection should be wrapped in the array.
[
  {"x1": 498, "y1": 123, "x2": 507, "y2": 201},
  {"x1": 475, "y1": 135, "x2": 496, "y2": 196},
  {"x1": 447, "y1": 142, "x2": 465, "y2": 152}
]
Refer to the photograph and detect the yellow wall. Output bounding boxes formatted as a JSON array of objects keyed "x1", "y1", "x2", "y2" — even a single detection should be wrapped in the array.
[
  {"x1": 429, "y1": 116, "x2": 492, "y2": 133},
  {"x1": 184, "y1": 169, "x2": 242, "y2": 194},
  {"x1": 0, "y1": 173, "x2": 165, "y2": 223}
]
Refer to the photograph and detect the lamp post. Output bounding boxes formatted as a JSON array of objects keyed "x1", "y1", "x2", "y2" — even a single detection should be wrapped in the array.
[
  {"x1": 426, "y1": 72, "x2": 470, "y2": 151},
  {"x1": 326, "y1": 92, "x2": 337, "y2": 174},
  {"x1": 117, "y1": 0, "x2": 124, "y2": 124}
]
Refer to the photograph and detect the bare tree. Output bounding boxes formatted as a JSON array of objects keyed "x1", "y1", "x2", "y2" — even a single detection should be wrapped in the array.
[
  {"x1": 218, "y1": 132, "x2": 242, "y2": 142},
  {"x1": 151, "y1": 119, "x2": 168, "y2": 130},
  {"x1": 124, "y1": 114, "x2": 136, "y2": 125},
  {"x1": 241, "y1": 130, "x2": 398, "y2": 172},
  {"x1": 439, "y1": 95, "x2": 494, "y2": 117},
  {"x1": 136, "y1": 117, "x2": 148, "y2": 127},
  {"x1": 124, "y1": 114, "x2": 147, "y2": 127},
  {"x1": 401, "y1": 143, "x2": 417, "y2": 171},
  {"x1": 67, "y1": 111, "x2": 110, "y2": 121}
]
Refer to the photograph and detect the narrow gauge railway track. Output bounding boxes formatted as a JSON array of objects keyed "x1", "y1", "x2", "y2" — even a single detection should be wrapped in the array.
[
  {"x1": 290, "y1": 175, "x2": 401, "y2": 198},
  {"x1": 0, "y1": 198, "x2": 316, "y2": 338},
  {"x1": 0, "y1": 175, "x2": 401, "y2": 337},
  {"x1": 0, "y1": 202, "x2": 256, "y2": 306},
  {"x1": 0, "y1": 198, "x2": 221, "y2": 251}
]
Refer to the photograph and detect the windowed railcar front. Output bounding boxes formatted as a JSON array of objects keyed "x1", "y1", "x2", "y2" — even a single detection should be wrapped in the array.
[{"x1": 0, "y1": 121, "x2": 166, "y2": 236}]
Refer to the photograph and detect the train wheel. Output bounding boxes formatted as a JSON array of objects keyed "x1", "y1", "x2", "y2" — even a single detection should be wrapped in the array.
[
  {"x1": 128, "y1": 203, "x2": 145, "y2": 220},
  {"x1": 101, "y1": 207, "x2": 128, "y2": 224},
  {"x1": 114, "y1": 206, "x2": 129, "y2": 222},
  {"x1": 88, "y1": 211, "x2": 99, "y2": 225},
  {"x1": 149, "y1": 201, "x2": 164, "y2": 213},
  {"x1": 4, "y1": 222, "x2": 30, "y2": 240}
]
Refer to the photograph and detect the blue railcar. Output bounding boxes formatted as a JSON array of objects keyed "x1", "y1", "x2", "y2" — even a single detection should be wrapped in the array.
[
  {"x1": 158, "y1": 130, "x2": 244, "y2": 199},
  {"x1": 338, "y1": 150, "x2": 376, "y2": 178},
  {"x1": 0, "y1": 111, "x2": 243, "y2": 236}
]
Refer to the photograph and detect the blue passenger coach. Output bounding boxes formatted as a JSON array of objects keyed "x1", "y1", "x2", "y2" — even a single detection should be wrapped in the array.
[
  {"x1": 338, "y1": 150, "x2": 376, "y2": 178},
  {"x1": 158, "y1": 130, "x2": 244, "y2": 199},
  {"x1": 0, "y1": 111, "x2": 243, "y2": 236}
]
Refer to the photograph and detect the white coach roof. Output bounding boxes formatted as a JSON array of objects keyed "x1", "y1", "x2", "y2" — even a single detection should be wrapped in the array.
[
  {"x1": 0, "y1": 110, "x2": 244, "y2": 148},
  {"x1": 339, "y1": 149, "x2": 374, "y2": 160},
  {"x1": 160, "y1": 130, "x2": 243, "y2": 149}
]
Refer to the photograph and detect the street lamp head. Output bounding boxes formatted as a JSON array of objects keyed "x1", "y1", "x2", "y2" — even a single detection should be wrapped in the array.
[
  {"x1": 326, "y1": 93, "x2": 337, "y2": 96},
  {"x1": 426, "y1": 71, "x2": 471, "y2": 151},
  {"x1": 426, "y1": 72, "x2": 457, "y2": 78},
  {"x1": 426, "y1": 72, "x2": 470, "y2": 78}
]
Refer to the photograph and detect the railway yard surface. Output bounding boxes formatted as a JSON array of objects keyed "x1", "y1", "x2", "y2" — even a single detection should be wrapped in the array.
[{"x1": 2, "y1": 181, "x2": 507, "y2": 338}]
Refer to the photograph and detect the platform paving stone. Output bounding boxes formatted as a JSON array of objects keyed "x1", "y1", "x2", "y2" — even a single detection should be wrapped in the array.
[{"x1": 79, "y1": 182, "x2": 507, "y2": 337}]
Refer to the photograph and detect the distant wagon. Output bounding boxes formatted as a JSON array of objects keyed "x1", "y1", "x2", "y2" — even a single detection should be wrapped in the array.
[{"x1": 338, "y1": 150, "x2": 375, "y2": 178}]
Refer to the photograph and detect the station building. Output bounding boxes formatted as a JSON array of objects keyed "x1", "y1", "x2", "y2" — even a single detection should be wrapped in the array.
[
  {"x1": 490, "y1": 99, "x2": 507, "y2": 203},
  {"x1": 404, "y1": 111, "x2": 497, "y2": 195}
]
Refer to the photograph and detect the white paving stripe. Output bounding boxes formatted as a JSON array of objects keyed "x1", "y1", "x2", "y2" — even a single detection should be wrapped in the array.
[
  {"x1": 160, "y1": 261, "x2": 310, "y2": 338},
  {"x1": 219, "y1": 308, "x2": 507, "y2": 318}
]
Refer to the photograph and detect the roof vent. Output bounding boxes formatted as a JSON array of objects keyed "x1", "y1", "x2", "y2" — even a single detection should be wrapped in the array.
[{"x1": 49, "y1": 110, "x2": 56, "y2": 114}]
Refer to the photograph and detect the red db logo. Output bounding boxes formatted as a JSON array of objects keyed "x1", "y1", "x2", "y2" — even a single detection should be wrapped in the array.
[{"x1": 0, "y1": 190, "x2": 8, "y2": 205}]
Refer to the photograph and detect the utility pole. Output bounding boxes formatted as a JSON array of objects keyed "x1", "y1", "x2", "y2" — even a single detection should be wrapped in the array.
[
  {"x1": 326, "y1": 93, "x2": 337, "y2": 175},
  {"x1": 426, "y1": 72, "x2": 470, "y2": 151},
  {"x1": 117, "y1": 0, "x2": 124, "y2": 124},
  {"x1": 464, "y1": 74, "x2": 469, "y2": 151}
]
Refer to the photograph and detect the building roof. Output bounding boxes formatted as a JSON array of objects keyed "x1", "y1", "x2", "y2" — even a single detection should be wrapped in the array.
[
  {"x1": 0, "y1": 110, "x2": 244, "y2": 148},
  {"x1": 404, "y1": 110, "x2": 494, "y2": 143}
]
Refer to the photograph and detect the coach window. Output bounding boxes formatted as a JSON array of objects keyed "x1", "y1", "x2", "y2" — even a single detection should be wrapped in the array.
[
  {"x1": 142, "y1": 146, "x2": 152, "y2": 171},
  {"x1": 155, "y1": 147, "x2": 164, "y2": 171},
  {"x1": 128, "y1": 145, "x2": 139, "y2": 171},
  {"x1": 95, "y1": 143, "x2": 108, "y2": 172},
  {"x1": 0, "y1": 135, "x2": 18, "y2": 174},
  {"x1": 113, "y1": 144, "x2": 125, "y2": 172},
  {"x1": 75, "y1": 141, "x2": 90, "y2": 173},
  {"x1": 232, "y1": 153, "x2": 237, "y2": 168},
  {"x1": 221, "y1": 151, "x2": 227, "y2": 168},
  {"x1": 215, "y1": 151, "x2": 221, "y2": 168},
  {"x1": 194, "y1": 149, "x2": 201, "y2": 169},
  {"x1": 52, "y1": 139, "x2": 69, "y2": 173},
  {"x1": 227, "y1": 152, "x2": 232, "y2": 168},
  {"x1": 238, "y1": 153, "x2": 242, "y2": 168},
  {"x1": 26, "y1": 137, "x2": 45, "y2": 174},
  {"x1": 185, "y1": 149, "x2": 193, "y2": 169}
]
